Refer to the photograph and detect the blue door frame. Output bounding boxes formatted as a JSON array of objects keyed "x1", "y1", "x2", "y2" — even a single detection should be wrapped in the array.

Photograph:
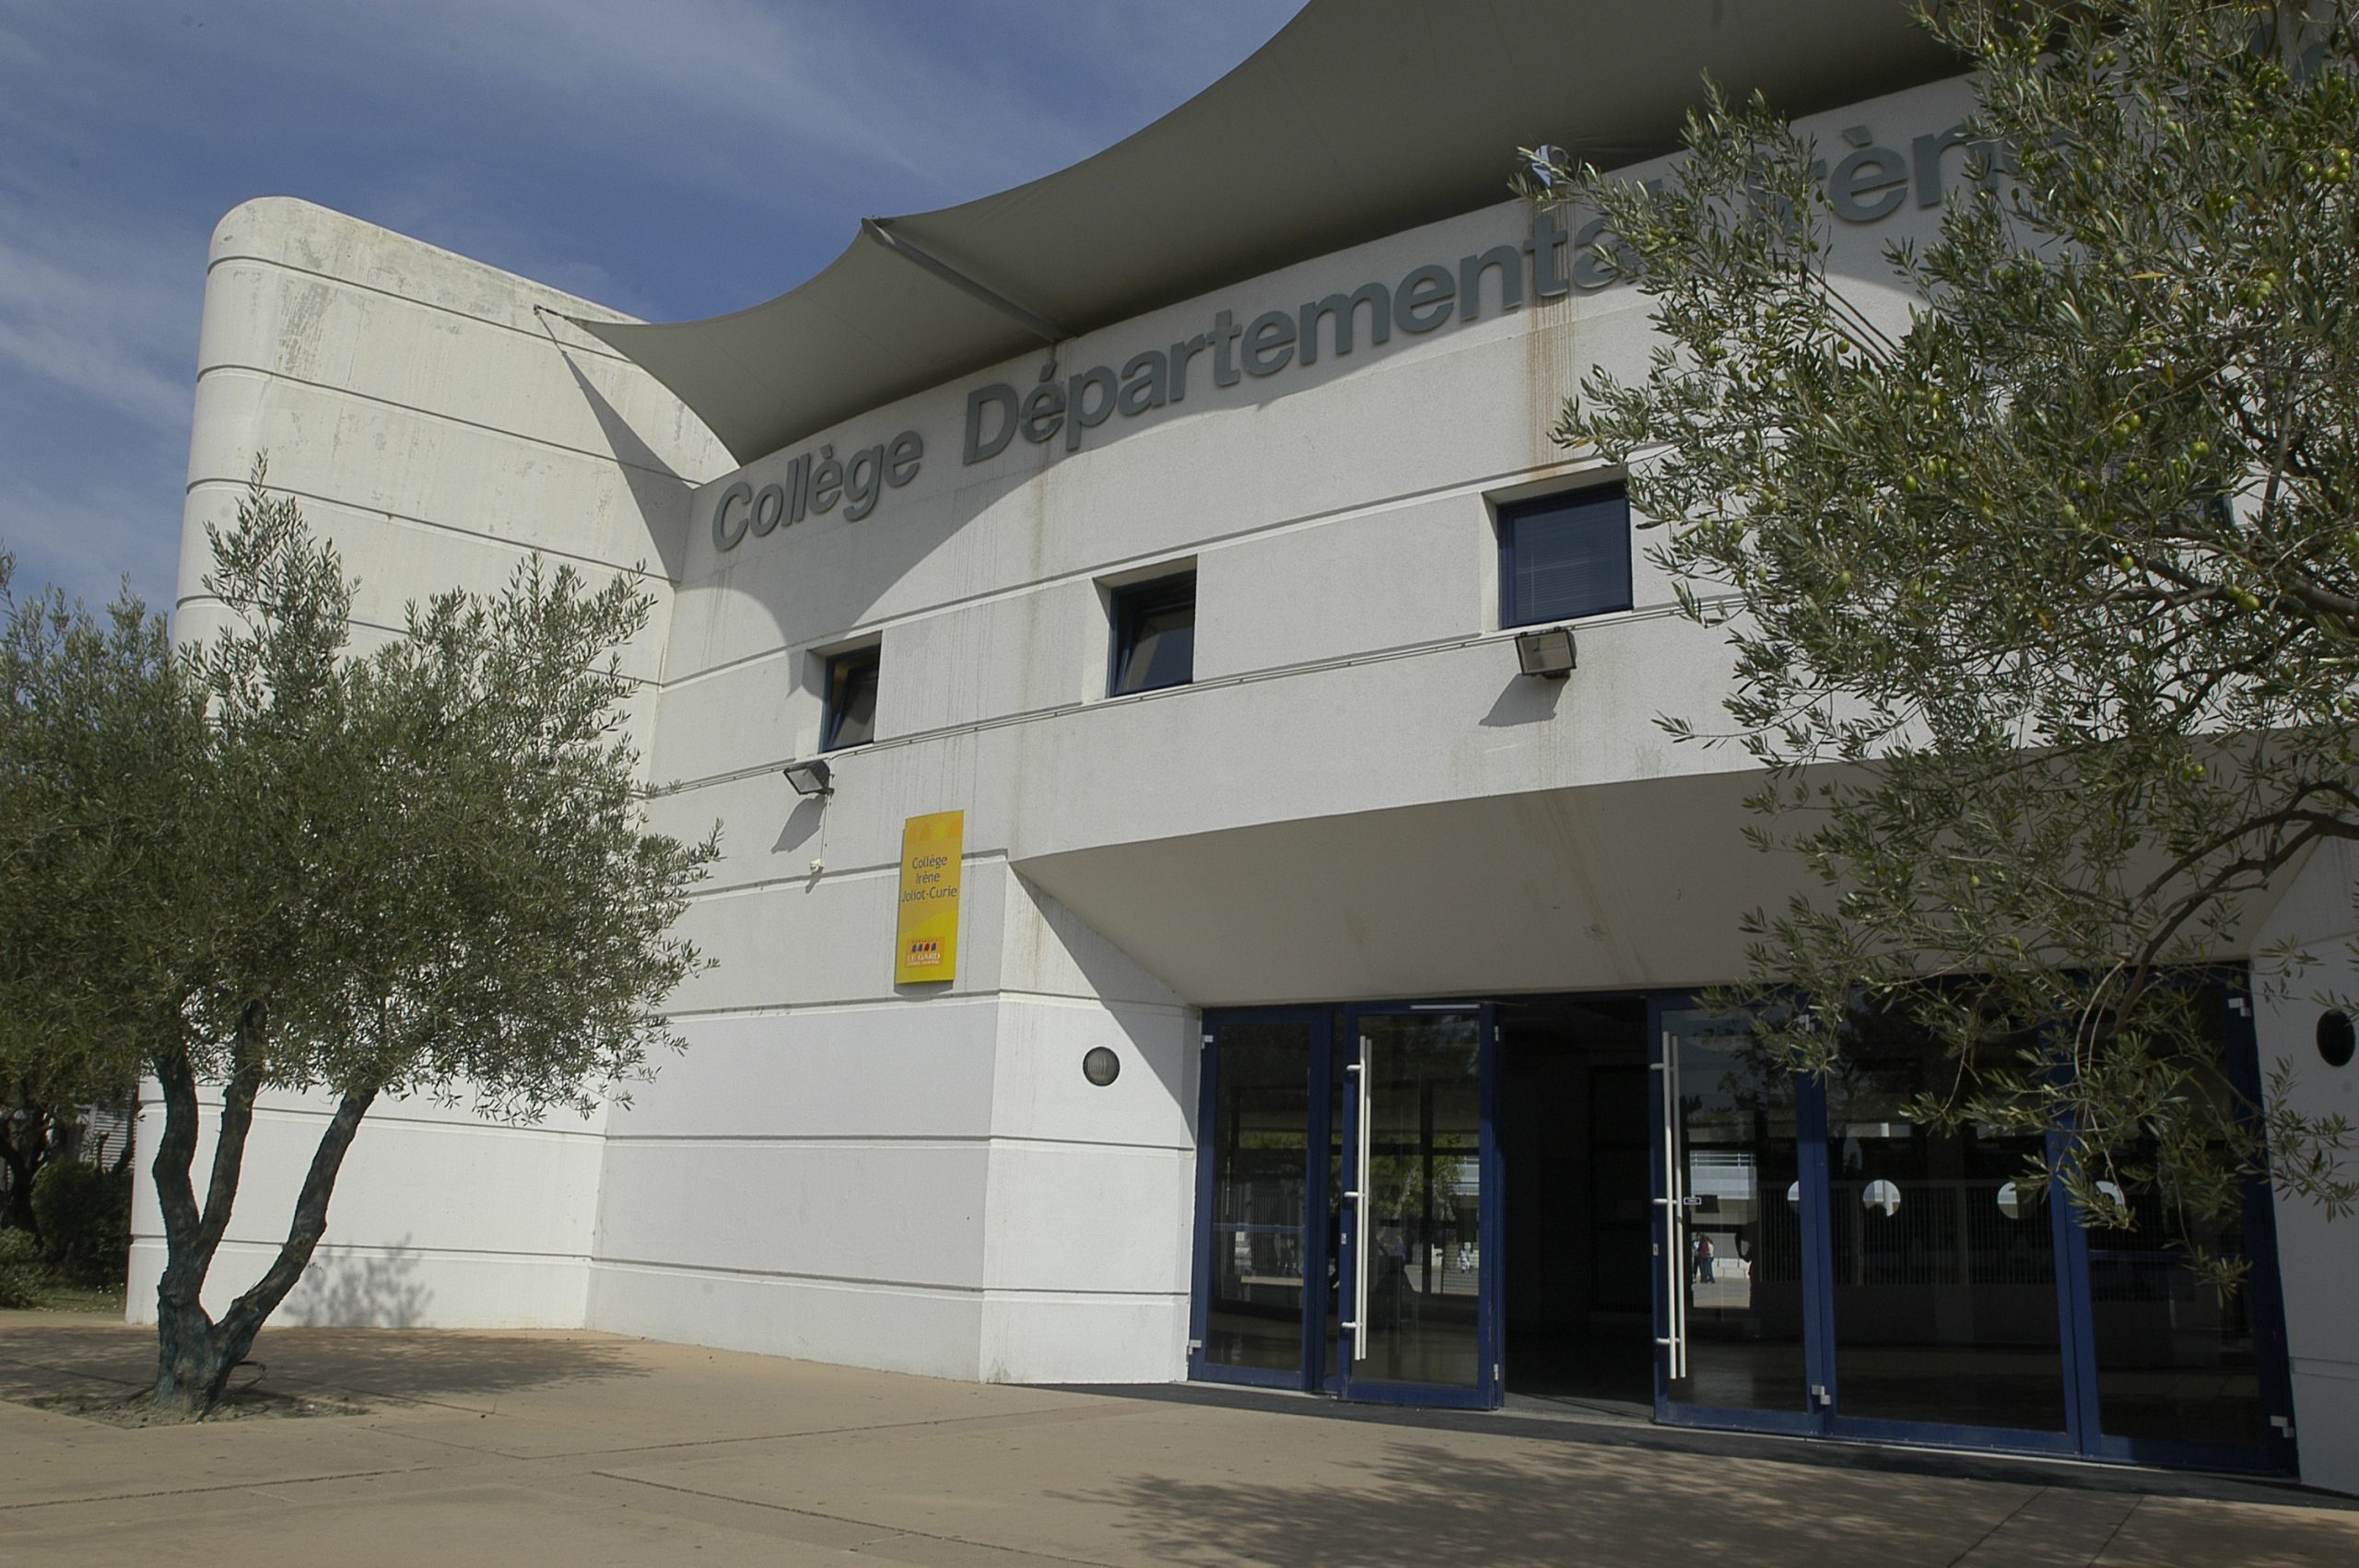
[
  {"x1": 1187, "y1": 1006, "x2": 1337, "y2": 1393},
  {"x1": 1192, "y1": 1001, "x2": 1503, "y2": 1409},
  {"x1": 1196, "y1": 986, "x2": 2294, "y2": 1473},
  {"x1": 1335, "y1": 1002, "x2": 1503, "y2": 1410},
  {"x1": 1647, "y1": 994, "x2": 1832, "y2": 1441},
  {"x1": 1648, "y1": 985, "x2": 2298, "y2": 1476}
]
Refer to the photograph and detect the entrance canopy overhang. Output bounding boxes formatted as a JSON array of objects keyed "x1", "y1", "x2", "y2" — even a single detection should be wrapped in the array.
[
  {"x1": 1013, "y1": 774, "x2": 1783, "y2": 1008},
  {"x1": 1013, "y1": 769, "x2": 2292, "y2": 1010},
  {"x1": 577, "y1": 0, "x2": 1959, "y2": 466}
]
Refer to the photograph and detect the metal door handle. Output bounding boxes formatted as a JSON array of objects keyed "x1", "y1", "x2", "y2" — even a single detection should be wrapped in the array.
[
  {"x1": 1349, "y1": 1047, "x2": 1372, "y2": 1363},
  {"x1": 1656, "y1": 1039, "x2": 1687, "y2": 1382}
]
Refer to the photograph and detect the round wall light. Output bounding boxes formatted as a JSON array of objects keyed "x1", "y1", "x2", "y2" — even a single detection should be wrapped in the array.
[
  {"x1": 2320, "y1": 1010, "x2": 2356, "y2": 1069},
  {"x1": 1082, "y1": 1047, "x2": 1121, "y2": 1087}
]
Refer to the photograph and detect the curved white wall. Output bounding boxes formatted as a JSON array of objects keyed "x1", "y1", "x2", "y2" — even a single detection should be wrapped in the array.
[
  {"x1": 131, "y1": 197, "x2": 728, "y2": 1329},
  {"x1": 2252, "y1": 841, "x2": 2359, "y2": 1496}
]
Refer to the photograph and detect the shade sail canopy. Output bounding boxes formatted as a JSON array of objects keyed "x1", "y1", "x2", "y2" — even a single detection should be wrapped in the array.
[{"x1": 579, "y1": 0, "x2": 1958, "y2": 466}]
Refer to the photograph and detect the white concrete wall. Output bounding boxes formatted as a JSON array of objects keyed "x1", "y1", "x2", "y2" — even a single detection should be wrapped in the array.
[
  {"x1": 127, "y1": 1091, "x2": 605, "y2": 1330},
  {"x1": 133, "y1": 197, "x2": 730, "y2": 1328},
  {"x1": 609, "y1": 77, "x2": 1979, "y2": 1384},
  {"x1": 2251, "y1": 839, "x2": 2359, "y2": 1494},
  {"x1": 146, "y1": 74, "x2": 2352, "y2": 1492}
]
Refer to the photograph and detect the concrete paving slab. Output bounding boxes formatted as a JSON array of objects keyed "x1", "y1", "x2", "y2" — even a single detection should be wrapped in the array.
[
  {"x1": 2097, "y1": 1495, "x2": 2359, "y2": 1567},
  {"x1": 0, "y1": 1478, "x2": 863, "y2": 1568},
  {"x1": 0, "y1": 1399, "x2": 432, "y2": 1510},
  {"x1": 1952, "y1": 1488, "x2": 2142, "y2": 1564},
  {"x1": 4, "y1": 1314, "x2": 2354, "y2": 1567},
  {"x1": 600, "y1": 1396, "x2": 2047, "y2": 1566}
]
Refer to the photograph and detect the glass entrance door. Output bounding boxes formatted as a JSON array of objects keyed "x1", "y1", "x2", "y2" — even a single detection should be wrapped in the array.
[
  {"x1": 1191, "y1": 1011, "x2": 1334, "y2": 1389},
  {"x1": 1656, "y1": 1007, "x2": 1823, "y2": 1432},
  {"x1": 1650, "y1": 990, "x2": 2294, "y2": 1472},
  {"x1": 1339, "y1": 1006, "x2": 1499, "y2": 1408}
]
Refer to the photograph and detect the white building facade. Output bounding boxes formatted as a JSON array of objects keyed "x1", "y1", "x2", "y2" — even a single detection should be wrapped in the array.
[{"x1": 139, "y1": 1, "x2": 2359, "y2": 1493}]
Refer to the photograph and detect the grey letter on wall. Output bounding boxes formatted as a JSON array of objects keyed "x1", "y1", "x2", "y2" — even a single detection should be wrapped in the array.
[
  {"x1": 712, "y1": 480, "x2": 753, "y2": 552},
  {"x1": 965, "y1": 383, "x2": 1018, "y2": 463},
  {"x1": 1458, "y1": 244, "x2": 1524, "y2": 322},
  {"x1": 1298, "y1": 282, "x2": 1391, "y2": 365}
]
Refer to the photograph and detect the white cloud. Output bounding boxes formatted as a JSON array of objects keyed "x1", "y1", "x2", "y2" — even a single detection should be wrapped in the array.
[
  {"x1": 0, "y1": 225, "x2": 194, "y2": 431},
  {"x1": 0, "y1": 0, "x2": 1304, "y2": 607},
  {"x1": 72, "y1": 0, "x2": 1300, "y2": 223},
  {"x1": 0, "y1": 452, "x2": 186, "y2": 614},
  {"x1": 0, "y1": 166, "x2": 203, "y2": 609}
]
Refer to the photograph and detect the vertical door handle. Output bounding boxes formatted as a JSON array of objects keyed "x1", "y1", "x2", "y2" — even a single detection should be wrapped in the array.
[
  {"x1": 1346, "y1": 1045, "x2": 1373, "y2": 1363},
  {"x1": 1655, "y1": 1039, "x2": 1688, "y2": 1382}
]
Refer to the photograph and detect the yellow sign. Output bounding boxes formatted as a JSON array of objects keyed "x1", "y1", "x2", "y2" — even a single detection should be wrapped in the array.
[{"x1": 894, "y1": 810, "x2": 964, "y2": 985}]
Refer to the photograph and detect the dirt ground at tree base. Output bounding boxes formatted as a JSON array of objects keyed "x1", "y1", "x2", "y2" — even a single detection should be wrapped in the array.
[
  {"x1": 4, "y1": 1312, "x2": 2355, "y2": 1567},
  {"x1": 22, "y1": 1386, "x2": 368, "y2": 1426}
]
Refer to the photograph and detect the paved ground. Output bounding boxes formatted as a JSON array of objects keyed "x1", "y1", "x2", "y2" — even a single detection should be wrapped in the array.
[{"x1": 4, "y1": 1313, "x2": 2355, "y2": 1566}]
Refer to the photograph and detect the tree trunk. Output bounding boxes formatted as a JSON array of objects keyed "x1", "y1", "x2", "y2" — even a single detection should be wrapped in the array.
[
  {"x1": 148, "y1": 1038, "x2": 258, "y2": 1417},
  {"x1": 206, "y1": 1084, "x2": 376, "y2": 1387},
  {"x1": 0, "y1": 1094, "x2": 53, "y2": 1238},
  {"x1": 148, "y1": 1001, "x2": 264, "y2": 1414},
  {"x1": 147, "y1": 994, "x2": 383, "y2": 1418}
]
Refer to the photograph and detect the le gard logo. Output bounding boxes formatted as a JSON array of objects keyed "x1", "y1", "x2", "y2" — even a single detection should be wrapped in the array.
[
  {"x1": 904, "y1": 937, "x2": 944, "y2": 968},
  {"x1": 710, "y1": 112, "x2": 1992, "y2": 557}
]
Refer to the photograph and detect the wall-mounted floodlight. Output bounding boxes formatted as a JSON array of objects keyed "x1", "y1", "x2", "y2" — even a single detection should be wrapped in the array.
[
  {"x1": 1514, "y1": 626, "x2": 1578, "y2": 679},
  {"x1": 1527, "y1": 143, "x2": 1571, "y2": 189},
  {"x1": 781, "y1": 757, "x2": 833, "y2": 798}
]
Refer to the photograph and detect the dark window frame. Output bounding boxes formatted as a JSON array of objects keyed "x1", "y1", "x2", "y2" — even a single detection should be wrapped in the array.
[
  {"x1": 1108, "y1": 570, "x2": 1197, "y2": 696},
  {"x1": 1497, "y1": 482, "x2": 1634, "y2": 629},
  {"x1": 821, "y1": 643, "x2": 881, "y2": 752}
]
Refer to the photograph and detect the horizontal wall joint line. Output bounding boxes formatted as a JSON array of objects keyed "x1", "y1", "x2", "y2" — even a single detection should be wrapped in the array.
[
  {"x1": 601, "y1": 1132, "x2": 1191, "y2": 1153},
  {"x1": 192, "y1": 361, "x2": 698, "y2": 485},
  {"x1": 205, "y1": 250, "x2": 645, "y2": 369},
  {"x1": 663, "y1": 454, "x2": 1622, "y2": 693},
  {"x1": 175, "y1": 480, "x2": 680, "y2": 590},
  {"x1": 590, "y1": 1258, "x2": 1183, "y2": 1300},
  {"x1": 131, "y1": 1236, "x2": 591, "y2": 1265},
  {"x1": 651, "y1": 599, "x2": 1715, "y2": 799},
  {"x1": 659, "y1": 983, "x2": 1188, "y2": 1020},
  {"x1": 170, "y1": 591, "x2": 661, "y2": 691}
]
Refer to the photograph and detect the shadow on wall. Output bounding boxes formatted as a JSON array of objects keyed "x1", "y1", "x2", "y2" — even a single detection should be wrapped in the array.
[
  {"x1": 1018, "y1": 873, "x2": 1194, "y2": 1113},
  {"x1": 774, "y1": 793, "x2": 826, "y2": 858},
  {"x1": 1480, "y1": 670, "x2": 1567, "y2": 728},
  {"x1": 278, "y1": 1237, "x2": 433, "y2": 1329},
  {"x1": 561, "y1": 351, "x2": 696, "y2": 583}
]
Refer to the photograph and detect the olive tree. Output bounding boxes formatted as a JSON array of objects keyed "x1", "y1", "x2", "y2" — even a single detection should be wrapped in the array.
[
  {"x1": 0, "y1": 549, "x2": 194, "y2": 1242},
  {"x1": 2, "y1": 475, "x2": 716, "y2": 1414},
  {"x1": 1536, "y1": 0, "x2": 2358, "y2": 1275}
]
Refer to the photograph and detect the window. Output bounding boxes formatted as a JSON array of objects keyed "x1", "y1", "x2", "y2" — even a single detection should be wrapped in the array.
[
  {"x1": 822, "y1": 644, "x2": 880, "y2": 750},
  {"x1": 1109, "y1": 571, "x2": 1195, "y2": 696},
  {"x1": 1498, "y1": 484, "x2": 1632, "y2": 627}
]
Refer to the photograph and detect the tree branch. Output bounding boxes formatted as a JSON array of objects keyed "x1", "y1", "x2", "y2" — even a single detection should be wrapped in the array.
[{"x1": 215, "y1": 1085, "x2": 379, "y2": 1363}]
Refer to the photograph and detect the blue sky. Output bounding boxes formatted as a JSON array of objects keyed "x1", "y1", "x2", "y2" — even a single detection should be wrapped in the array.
[{"x1": 0, "y1": 0, "x2": 1303, "y2": 612}]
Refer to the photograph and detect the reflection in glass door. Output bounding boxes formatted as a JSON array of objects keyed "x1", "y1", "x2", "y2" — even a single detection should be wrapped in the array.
[
  {"x1": 1191, "y1": 1014, "x2": 1330, "y2": 1387},
  {"x1": 1653, "y1": 988, "x2": 2294, "y2": 1473},
  {"x1": 1340, "y1": 1008, "x2": 1497, "y2": 1407},
  {"x1": 1657, "y1": 1010, "x2": 1816, "y2": 1426},
  {"x1": 2078, "y1": 988, "x2": 2295, "y2": 1471},
  {"x1": 1821, "y1": 1023, "x2": 2069, "y2": 1441}
]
